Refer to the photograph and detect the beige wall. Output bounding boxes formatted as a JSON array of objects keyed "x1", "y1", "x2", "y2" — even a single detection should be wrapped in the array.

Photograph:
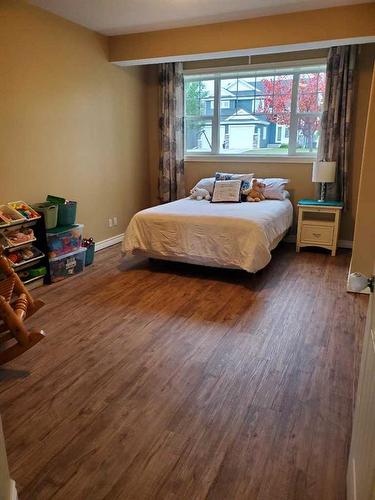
[
  {"x1": 147, "y1": 45, "x2": 375, "y2": 240},
  {"x1": 109, "y1": 4, "x2": 375, "y2": 64},
  {"x1": 0, "y1": 1, "x2": 149, "y2": 242},
  {"x1": 1, "y1": 1, "x2": 373, "y2": 247},
  {"x1": 350, "y1": 64, "x2": 375, "y2": 276}
]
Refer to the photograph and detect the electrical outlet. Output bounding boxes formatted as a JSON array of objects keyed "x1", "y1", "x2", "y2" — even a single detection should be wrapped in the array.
[
  {"x1": 108, "y1": 218, "x2": 113, "y2": 228},
  {"x1": 113, "y1": 216, "x2": 118, "y2": 227}
]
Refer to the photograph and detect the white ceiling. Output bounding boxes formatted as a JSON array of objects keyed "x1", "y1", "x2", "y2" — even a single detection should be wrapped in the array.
[{"x1": 28, "y1": 0, "x2": 372, "y2": 36}]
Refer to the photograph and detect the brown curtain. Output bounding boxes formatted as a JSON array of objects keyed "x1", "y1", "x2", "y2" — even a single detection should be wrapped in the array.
[
  {"x1": 318, "y1": 45, "x2": 357, "y2": 205},
  {"x1": 158, "y1": 63, "x2": 185, "y2": 203}
]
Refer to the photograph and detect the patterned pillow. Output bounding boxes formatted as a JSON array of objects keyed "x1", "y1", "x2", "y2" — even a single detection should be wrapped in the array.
[
  {"x1": 211, "y1": 179, "x2": 242, "y2": 203},
  {"x1": 215, "y1": 172, "x2": 233, "y2": 181},
  {"x1": 215, "y1": 172, "x2": 254, "y2": 193}
]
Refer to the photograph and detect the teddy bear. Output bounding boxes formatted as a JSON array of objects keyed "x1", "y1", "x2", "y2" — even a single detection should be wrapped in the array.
[
  {"x1": 243, "y1": 178, "x2": 266, "y2": 202},
  {"x1": 190, "y1": 187, "x2": 211, "y2": 201}
]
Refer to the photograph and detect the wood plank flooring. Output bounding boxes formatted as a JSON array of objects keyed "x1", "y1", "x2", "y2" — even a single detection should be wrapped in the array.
[{"x1": 0, "y1": 243, "x2": 368, "y2": 500}]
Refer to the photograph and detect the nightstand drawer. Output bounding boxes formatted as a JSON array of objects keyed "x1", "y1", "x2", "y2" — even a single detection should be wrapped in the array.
[{"x1": 301, "y1": 225, "x2": 334, "y2": 245}]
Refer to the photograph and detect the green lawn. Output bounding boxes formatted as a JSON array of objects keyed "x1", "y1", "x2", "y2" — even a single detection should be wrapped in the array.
[{"x1": 241, "y1": 147, "x2": 317, "y2": 155}]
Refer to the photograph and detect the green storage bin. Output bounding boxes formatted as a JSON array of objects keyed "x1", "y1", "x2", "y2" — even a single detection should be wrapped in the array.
[
  {"x1": 47, "y1": 196, "x2": 77, "y2": 226},
  {"x1": 85, "y1": 244, "x2": 95, "y2": 266},
  {"x1": 32, "y1": 202, "x2": 58, "y2": 229}
]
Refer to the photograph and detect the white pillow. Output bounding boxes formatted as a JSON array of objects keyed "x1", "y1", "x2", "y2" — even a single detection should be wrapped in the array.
[
  {"x1": 194, "y1": 172, "x2": 289, "y2": 200},
  {"x1": 258, "y1": 178, "x2": 289, "y2": 200},
  {"x1": 194, "y1": 177, "x2": 216, "y2": 195}
]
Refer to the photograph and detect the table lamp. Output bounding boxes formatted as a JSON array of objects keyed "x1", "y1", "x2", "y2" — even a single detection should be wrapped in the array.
[{"x1": 312, "y1": 161, "x2": 336, "y2": 202}]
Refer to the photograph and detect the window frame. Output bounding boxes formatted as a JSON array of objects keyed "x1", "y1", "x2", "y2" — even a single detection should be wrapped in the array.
[{"x1": 184, "y1": 58, "x2": 327, "y2": 162}]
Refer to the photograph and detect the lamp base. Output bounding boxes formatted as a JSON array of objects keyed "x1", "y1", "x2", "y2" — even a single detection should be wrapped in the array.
[{"x1": 317, "y1": 182, "x2": 327, "y2": 203}]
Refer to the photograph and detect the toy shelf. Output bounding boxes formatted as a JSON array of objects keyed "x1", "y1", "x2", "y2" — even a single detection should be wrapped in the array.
[
  {"x1": 0, "y1": 217, "x2": 40, "y2": 230},
  {"x1": 5, "y1": 238, "x2": 37, "y2": 250},
  {"x1": 0, "y1": 203, "x2": 51, "y2": 290},
  {"x1": 11, "y1": 253, "x2": 45, "y2": 269},
  {"x1": 22, "y1": 275, "x2": 46, "y2": 285}
]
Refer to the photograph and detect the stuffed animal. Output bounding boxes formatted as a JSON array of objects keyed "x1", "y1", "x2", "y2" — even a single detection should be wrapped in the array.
[
  {"x1": 190, "y1": 187, "x2": 211, "y2": 201},
  {"x1": 243, "y1": 178, "x2": 266, "y2": 202}
]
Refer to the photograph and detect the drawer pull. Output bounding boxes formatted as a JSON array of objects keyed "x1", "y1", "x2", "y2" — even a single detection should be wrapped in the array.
[{"x1": 312, "y1": 233, "x2": 321, "y2": 238}]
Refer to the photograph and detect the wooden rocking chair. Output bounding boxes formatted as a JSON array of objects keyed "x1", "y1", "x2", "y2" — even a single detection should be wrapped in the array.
[{"x1": 0, "y1": 247, "x2": 45, "y2": 365}]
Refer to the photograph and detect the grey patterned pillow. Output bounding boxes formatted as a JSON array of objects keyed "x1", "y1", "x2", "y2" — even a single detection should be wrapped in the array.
[{"x1": 215, "y1": 172, "x2": 254, "y2": 193}]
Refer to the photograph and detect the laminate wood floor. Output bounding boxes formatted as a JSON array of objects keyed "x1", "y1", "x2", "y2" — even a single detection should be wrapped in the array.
[{"x1": 0, "y1": 243, "x2": 368, "y2": 500}]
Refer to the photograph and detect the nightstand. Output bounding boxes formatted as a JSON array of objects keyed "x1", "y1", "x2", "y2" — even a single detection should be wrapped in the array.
[{"x1": 296, "y1": 199, "x2": 344, "y2": 256}]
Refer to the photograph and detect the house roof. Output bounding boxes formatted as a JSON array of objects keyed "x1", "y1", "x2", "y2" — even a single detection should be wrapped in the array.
[{"x1": 222, "y1": 109, "x2": 269, "y2": 125}]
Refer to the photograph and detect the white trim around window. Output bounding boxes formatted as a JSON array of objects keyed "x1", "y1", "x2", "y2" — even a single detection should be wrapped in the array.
[
  {"x1": 185, "y1": 154, "x2": 315, "y2": 164},
  {"x1": 184, "y1": 59, "x2": 327, "y2": 162},
  {"x1": 183, "y1": 58, "x2": 327, "y2": 76}
]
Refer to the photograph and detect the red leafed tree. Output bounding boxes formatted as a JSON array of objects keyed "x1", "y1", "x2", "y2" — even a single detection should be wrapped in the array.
[{"x1": 259, "y1": 73, "x2": 326, "y2": 151}]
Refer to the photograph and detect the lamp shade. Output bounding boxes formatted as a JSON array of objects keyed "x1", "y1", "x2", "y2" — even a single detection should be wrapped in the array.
[{"x1": 312, "y1": 161, "x2": 336, "y2": 183}]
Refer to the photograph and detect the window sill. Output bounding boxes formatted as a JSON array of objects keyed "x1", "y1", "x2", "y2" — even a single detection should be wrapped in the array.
[{"x1": 184, "y1": 155, "x2": 316, "y2": 164}]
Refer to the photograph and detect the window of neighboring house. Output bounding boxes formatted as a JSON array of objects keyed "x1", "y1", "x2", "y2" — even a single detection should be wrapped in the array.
[
  {"x1": 184, "y1": 62, "x2": 326, "y2": 158},
  {"x1": 276, "y1": 126, "x2": 282, "y2": 142}
]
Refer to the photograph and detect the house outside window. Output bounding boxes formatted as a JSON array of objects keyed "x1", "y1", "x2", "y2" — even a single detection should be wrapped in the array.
[{"x1": 184, "y1": 62, "x2": 326, "y2": 158}]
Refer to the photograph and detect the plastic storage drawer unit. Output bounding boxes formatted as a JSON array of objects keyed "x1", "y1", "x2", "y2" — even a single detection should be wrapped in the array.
[
  {"x1": 46, "y1": 224, "x2": 83, "y2": 258},
  {"x1": 49, "y1": 248, "x2": 86, "y2": 283}
]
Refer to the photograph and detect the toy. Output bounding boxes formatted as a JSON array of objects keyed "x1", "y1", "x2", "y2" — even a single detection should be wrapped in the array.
[
  {"x1": 82, "y1": 238, "x2": 95, "y2": 266},
  {"x1": 190, "y1": 187, "x2": 211, "y2": 201},
  {"x1": 47, "y1": 226, "x2": 83, "y2": 258},
  {"x1": 0, "y1": 246, "x2": 45, "y2": 365},
  {"x1": 4, "y1": 228, "x2": 35, "y2": 246},
  {"x1": 6, "y1": 246, "x2": 42, "y2": 266},
  {"x1": 243, "y1": 178, "x2": 266, "y2": 202},
  {"x1": 0, "y1": 205, "x2": 25, "y2": 225},
  {"x1": 0, "y1": 210, "x2": 19, "y2": 224},
  {"x1": 8, "y1": 201, "x2": 39, "y2": 220},
  {"x1": 50, "y1": 250, "x2": 86, "y2": 282}
]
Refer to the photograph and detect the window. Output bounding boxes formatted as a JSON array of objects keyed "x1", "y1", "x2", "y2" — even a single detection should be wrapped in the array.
[
  {"x1": 276, "y1": 126, "x2": 282, "y2": 142},
  {"x1": 184, "y1": 63, "x2": 326, "y2": 158}
]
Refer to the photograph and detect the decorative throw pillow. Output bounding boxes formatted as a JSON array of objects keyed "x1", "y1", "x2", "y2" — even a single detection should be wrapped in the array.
[
  {"x1": 211, "y1": 179, "x2": 242, "y2": 203},
  {"x1": 215, "y1": 172, "x2": 234, "y2": 181},
  {"x1": 215, "y1": 172, "x2": 254, "y2": 194},
  {"x1": 259, "y1": 178, "x2": 289, "y2": 200}
]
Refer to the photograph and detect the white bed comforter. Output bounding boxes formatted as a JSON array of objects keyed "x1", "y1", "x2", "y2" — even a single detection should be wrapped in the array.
[{"x1": 122, "y1": 198, "x2": 293, "y2": 273}]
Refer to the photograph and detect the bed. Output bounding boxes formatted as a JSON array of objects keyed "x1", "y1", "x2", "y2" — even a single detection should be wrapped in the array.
[{"x1": 122, "y1": 198, "x2": 293, "y2": 273}]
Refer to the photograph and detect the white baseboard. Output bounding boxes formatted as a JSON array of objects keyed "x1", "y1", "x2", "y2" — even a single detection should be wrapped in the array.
[
  {"x1": 284, "y1": 234, "x2": 353, "y2": 249},
  {"x1": 10, "y1": 480, "x2": 17, "y2": 500},
  {"x1": 347, "y1": 457, "x2": 357, "y2": 500},
  {"x1": 95, "y1": 233, "x2": 124, "y2": 252}
]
